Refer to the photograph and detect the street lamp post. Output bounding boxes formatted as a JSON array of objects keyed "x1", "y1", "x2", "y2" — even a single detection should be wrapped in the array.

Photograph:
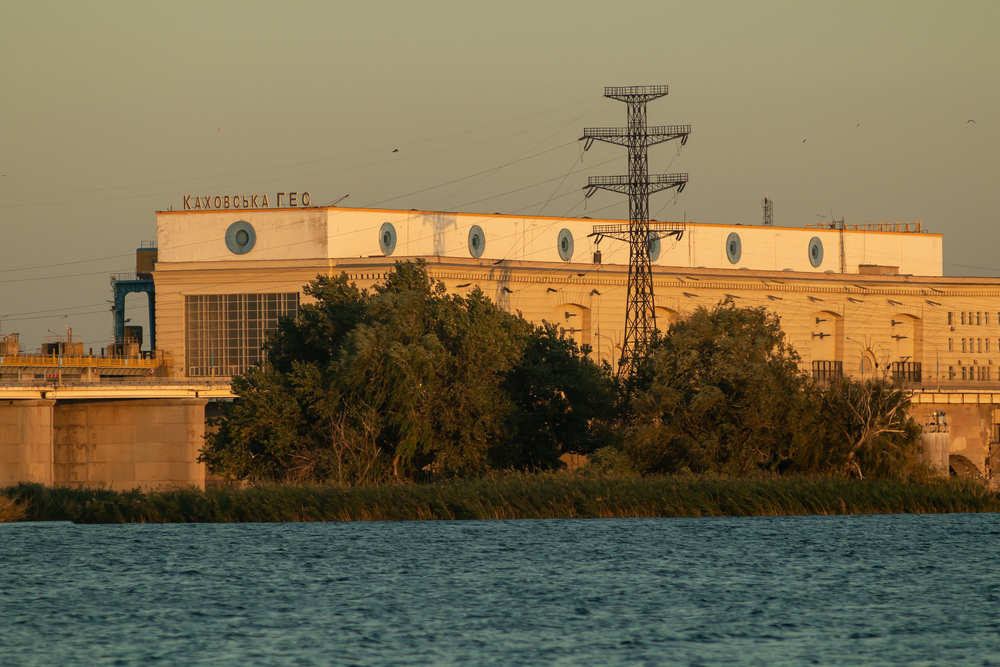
[
  {"x1": 845, "y1": 336, "x2": 866, "y2": 376},
  {"x1": 920, "y1": 338, "x2": 940, "y2": 391},
  {"x1": 593, "y1": 332, "x2": 616, "y2": 372}
]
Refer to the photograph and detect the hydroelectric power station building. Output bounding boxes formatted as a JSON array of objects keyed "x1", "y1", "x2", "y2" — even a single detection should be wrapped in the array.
[{"x1": 3, "y1": 197, "x2": 1000, "y2": 489}]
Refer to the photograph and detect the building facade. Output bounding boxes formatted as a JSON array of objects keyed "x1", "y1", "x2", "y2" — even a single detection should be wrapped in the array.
[{"x1": 149, "y1": 204, "x2": 997, "y2": 480}]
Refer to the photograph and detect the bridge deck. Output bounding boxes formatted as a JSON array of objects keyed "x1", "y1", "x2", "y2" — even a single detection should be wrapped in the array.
[{"x1": 0, "y1": 380, "x2": 233, "y2": 399}]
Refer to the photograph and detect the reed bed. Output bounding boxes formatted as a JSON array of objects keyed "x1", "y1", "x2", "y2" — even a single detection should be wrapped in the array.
[
  {"x1": 0, "y1": 494, "x2": 27, "y2": 523},
  {"x1": 3, "y1": 475, "x2": 999, "y2": 524}
]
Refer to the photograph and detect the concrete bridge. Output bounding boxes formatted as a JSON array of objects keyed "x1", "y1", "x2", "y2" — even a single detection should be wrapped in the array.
[
  {"x1": 0, "y1": 380, "x2": 232, "y2": 492},
  {"x1": 1, "y1": 378, "x2": 998, "y2": 491}
]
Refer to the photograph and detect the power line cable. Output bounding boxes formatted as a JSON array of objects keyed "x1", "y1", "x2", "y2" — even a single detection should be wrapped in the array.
[
  {"x1": 0, "y1": 97, "x2": 611, "y2": 200},
  {"x1": 0, "y1": 106, "x2": 618, "y2": 209}
]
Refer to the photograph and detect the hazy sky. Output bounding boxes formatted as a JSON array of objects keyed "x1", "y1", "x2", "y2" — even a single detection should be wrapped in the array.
[{"x1": 1, "y1": 1, "x2": 997, "y2": 350}]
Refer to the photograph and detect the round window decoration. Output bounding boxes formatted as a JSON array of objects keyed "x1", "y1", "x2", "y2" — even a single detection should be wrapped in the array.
[
  {"x1": 647, "y1": 232, "x2": 661, "y2": 262},
  {"x1": 468, "y1": 225, "x2": 485, "y2": 258},
  {"x1": 225, "y1": 221, "x2": 256, "y2": 255},
  {"x1": 379, "y1": 222, "x2": 397, "y2": 256},
  {"x1": 808, "y1": 236, "x2": 824, "y2": 267},
  {"x1": 726, "y1": 232, "x2": 742, "y2": 264},
  {"x1": 557, "y1": 229, "x2": 574, "y2": 262}
]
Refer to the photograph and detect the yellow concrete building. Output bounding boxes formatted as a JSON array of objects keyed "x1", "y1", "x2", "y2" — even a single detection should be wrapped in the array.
[
  {"x1": 149, "y1": 204, "x2": 998, "y2": 481},
  {"x1": 154, "y1": 205, "x2": 944, "y2": 378}
]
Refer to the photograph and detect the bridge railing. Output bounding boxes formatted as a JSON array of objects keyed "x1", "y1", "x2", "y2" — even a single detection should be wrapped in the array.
[
  {"x1": 0, "y1": 379, "x2": 234, "y2": 398},
  {"x1": 0, "y1": 354, "x2": 164, "y2": 368}
]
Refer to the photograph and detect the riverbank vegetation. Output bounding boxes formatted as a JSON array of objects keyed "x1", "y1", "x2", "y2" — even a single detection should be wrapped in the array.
[
  {"x1": 0, "y1": 494, "x2": 27, "y2": 522},
  {"x1": 3, "y1": 475, "x2": 998, "y2": 523}
]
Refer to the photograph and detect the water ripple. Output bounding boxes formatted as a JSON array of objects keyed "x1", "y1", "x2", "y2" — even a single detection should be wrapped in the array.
[{"x1": 2, "y1": 514, "x2": 1000, "y2": 665}]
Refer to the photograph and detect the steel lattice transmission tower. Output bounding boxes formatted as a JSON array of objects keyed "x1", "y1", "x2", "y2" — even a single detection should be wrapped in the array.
[{"x1": 582, "y1": 86, "x2": 690, "y2": 377}]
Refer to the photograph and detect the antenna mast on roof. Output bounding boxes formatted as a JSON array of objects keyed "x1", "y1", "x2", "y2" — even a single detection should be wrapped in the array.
[
  {"x1": 762, "y1": 197, "x2": 773, "y2": 226},
  {"x1": 581, "y1": 85, "x2": 690, "y2": 377}
]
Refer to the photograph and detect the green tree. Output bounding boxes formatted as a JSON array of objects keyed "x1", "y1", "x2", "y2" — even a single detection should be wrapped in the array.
[
  {"x1": 497, "y1": 323, "x2": 617, "y2": 470},
  {"x1": 623, "y1": 301, "x2": 822, "y2": 475},
  {"x1": 202, "y1": 261, "x2": 615, "y2": 484},
  {"x1": 807, "y1": 374, "x2": 922, "y2": 478}
]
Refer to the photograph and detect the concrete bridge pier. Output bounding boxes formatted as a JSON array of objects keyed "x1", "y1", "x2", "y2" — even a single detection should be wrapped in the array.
[
  {"x1": 0, "y1": 399, "x2": 55, "y2": 486},
  {"x1": 54, "y1": 399, "x2": 208, "y2": 491},
  {"x1": 911, "y1": 399, "x2": 999, "y2": 483},
  {"x1": 0, "y1": 397, "x2": 208, "y2": 491}
]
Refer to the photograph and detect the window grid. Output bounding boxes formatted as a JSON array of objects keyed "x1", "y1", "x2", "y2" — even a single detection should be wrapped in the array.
[
  {"x1": 811, "y1": 360, "x2": 843, "y2": 381},
  {"x1": 185, "y1": 293, "x2": 299, "y2": 377}
]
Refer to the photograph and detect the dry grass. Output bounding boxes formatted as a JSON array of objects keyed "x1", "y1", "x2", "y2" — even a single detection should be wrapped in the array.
[{"x1": 0, "y1": 494, "x2": 27, "y2": 523}]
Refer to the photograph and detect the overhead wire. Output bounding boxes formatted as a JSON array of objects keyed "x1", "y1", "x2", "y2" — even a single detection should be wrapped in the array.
[
  {"x1": 0, "y1": 142, "x2": 622, "y2": 286},
  {"x1": 426, "y1": 99, "x2": 606, "y2": 212},
  {"x1": 0, "y1": 104, "x2": 621, "y2": 210},
  {"x1": 0, "y1": 97, "x2": 608, "y2": 201},
  {"x1": 0, "y1": 138, "x2": 604, "y2": 281}
]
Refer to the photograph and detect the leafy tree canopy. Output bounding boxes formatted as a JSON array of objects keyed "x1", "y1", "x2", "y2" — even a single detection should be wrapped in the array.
[
  {"x1": 622, "y1": 301, "x2": 921, "y2": 478},
  {"x1": 202, "y1": 261, "x2": 616, "y2": 484}
]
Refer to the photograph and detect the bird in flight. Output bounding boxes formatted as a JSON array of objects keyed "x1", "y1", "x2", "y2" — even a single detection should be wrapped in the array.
[
  {"x1": 968, "y1": 119, "x2": 976, "y2": 124},
  {"x1": 392, "y1": 149, "x2": 398, "y2": 153},
  {"x1": 802, "y1": 139, "x2": 807, "y2": 143}
]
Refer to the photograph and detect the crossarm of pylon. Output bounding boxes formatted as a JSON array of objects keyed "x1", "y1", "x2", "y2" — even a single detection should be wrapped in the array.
[
  {"x1": 587, "y1": 224, "x2": 632, "y2": 242},
  {"x1": 584, "y1": 176, "x2": 630, "y2": 195},
  {"x1": 604, "y1": 85, "x2": 669, "y2": 101},
  {"x1": 646, "y1": 125, "x2": 691, "y2": 146},
  {"x1": 647, "y1": 173, "x2": 689, "y2": 195},
  {"x1": 582, "y1": 125, "x2": 691, "y2": 148},
  {"x1": 587, "y1": 221, "x2": 686, "y2": 244},
  {"x1": 584, "y1": 173, "x2": 688, "y2": 197}
]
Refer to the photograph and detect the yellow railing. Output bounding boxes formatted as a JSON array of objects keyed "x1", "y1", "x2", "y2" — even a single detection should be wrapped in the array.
[
  {"x1": 0, "y1": 355, "x2": 163, "y2": 368},
  {"x1": 805, "y1": 220, "x2": 923, "y2": 233}
]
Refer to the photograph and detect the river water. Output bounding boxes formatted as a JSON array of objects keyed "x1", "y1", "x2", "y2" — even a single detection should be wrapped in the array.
[{"x1": 2, "y1": 514, "x2": 999, "y2": 666}]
